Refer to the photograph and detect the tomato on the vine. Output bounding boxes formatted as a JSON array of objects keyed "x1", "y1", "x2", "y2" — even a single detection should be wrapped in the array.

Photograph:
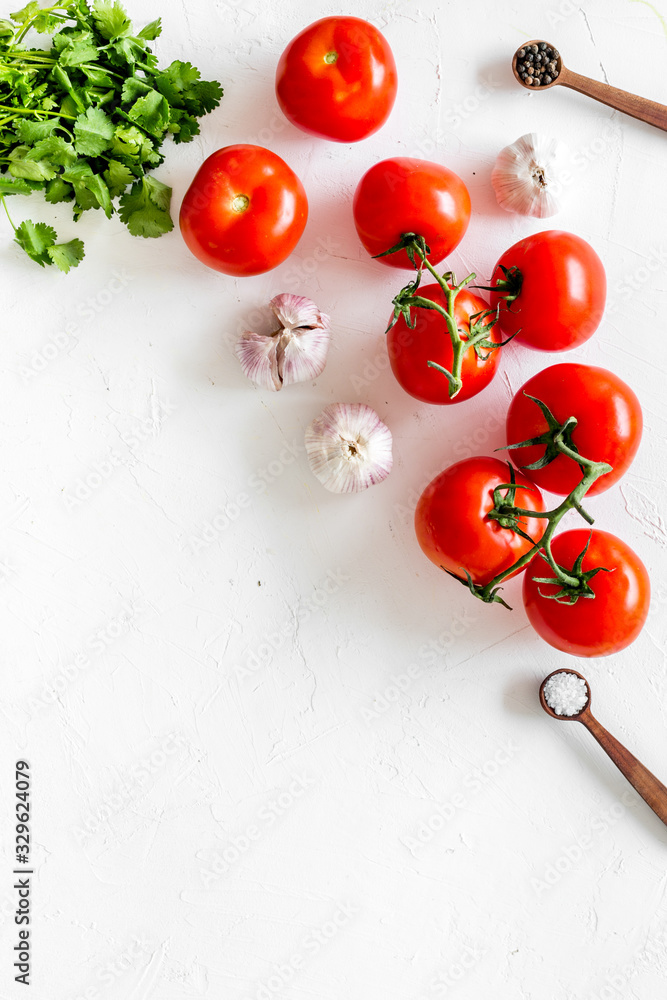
[
  {"x1": 506, "y1": 363, "x2": 643, "y2": 496},
  {"x1": 353, "y1": 158, "x2": 471, "y2": 269},
  {"x1": 275, "y1": 17, "x2": 397, "y2": 142},
  {"x1": 415, "y1": 457, "x2": 546, "y2": 585},
  {"x1": 387, "y1": 282, "x2": 501, "y2": 404},
  {"x1": 523, "y1": 529, "x2": 650, "y2": 657},
  {"x1": 488, "y1": 231, "x2": 606, "y2": 351},
  {"x1": 179, "y1": 144, "x2": 308, "y2": 277}
]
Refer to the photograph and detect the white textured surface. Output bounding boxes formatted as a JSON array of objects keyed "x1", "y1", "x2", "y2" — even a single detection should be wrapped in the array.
[{"x1": 1, "y1": 0, "x2": 667, "y2": 996}]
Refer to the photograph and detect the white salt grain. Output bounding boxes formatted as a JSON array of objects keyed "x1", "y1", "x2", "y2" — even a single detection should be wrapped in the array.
[{"x1": 543, "y1": 672, "x2": 589, "y2": 716}]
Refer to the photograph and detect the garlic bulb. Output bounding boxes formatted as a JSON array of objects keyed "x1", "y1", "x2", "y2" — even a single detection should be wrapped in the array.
[
  {"x1": 305, "y1": 403, "x2": 393, "y2": 494},
  {"x1": 492, "y1": 133, "x2": 569, "y2": 218},
  {"x1": 236, "y1": 293, "x2": 330, "y2": 391}
]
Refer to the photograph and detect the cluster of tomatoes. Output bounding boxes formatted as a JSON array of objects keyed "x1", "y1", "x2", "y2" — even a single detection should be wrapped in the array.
[
  {"x1": 177, "y1": 14, "x2": 651, "y2": 658},
  {"x1": 416, "y1": 364, "x2": 649, "y2": 658}
]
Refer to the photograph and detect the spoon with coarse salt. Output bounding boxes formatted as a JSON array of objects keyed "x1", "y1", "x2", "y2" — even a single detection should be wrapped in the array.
[
  {"x1": 512, "y1": 40, "x2": 667, "y2": 133},
  {"x1": 539, "y1": 669, "x2": 667, "y2": 828}
]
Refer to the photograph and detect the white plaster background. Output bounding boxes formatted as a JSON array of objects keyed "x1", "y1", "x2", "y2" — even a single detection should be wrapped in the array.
[{"x1": 1, "y1": 0, "x2": 667, "y2": 996}]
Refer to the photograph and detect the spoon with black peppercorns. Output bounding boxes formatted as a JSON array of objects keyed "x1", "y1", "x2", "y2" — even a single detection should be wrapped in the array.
[{"x1": 512, "y1": 40, "x2": 667, "y2": 132}]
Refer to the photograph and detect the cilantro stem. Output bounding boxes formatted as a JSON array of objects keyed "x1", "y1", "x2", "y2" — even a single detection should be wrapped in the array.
[
  {"x1": 0, "y1": 195, "x2": 17, "y2": 233},
  {"x1": 0, "y1": 105, "x2": 76, "y2": 120}
]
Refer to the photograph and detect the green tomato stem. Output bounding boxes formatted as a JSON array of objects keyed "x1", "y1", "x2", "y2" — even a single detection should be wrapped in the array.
[
  {"x1": 381, "y1": 234, "x2": 501, "y2": 399},
  {"x1": 469, "y1": 410, "x2": 613, "y2": 605}
]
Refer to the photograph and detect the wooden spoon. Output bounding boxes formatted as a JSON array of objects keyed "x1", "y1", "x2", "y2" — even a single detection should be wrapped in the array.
[
  {"x1": 539, "y1": 668, "x2": 667, "y2": 827},
  {"x1": 512, "y1": 40, "x2": 667, "y2": 132}
]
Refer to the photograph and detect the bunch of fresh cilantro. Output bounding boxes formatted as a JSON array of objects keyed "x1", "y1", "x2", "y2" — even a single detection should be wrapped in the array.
[{"x1": 0, "y1": 0, "x2": 222, "y2": 271}]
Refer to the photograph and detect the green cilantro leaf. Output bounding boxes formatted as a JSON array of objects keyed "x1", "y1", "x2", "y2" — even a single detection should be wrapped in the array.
[
  {"x1": 1, "y1": 1, "x2": 222, "y2": 271},
  {"x1": 9, "y1": 3, "x2": 40, "y2": 25},
  {"x1": 0, "y1": 175, "x2": 33, "y2": 195},
  {"x1": 121, "y1": 75, "x2": 152, "y2": 103},
  {"x1": 14, "y1": 218, "x2": 57, "y2": 266},
  {"x1": 91, "y1": 0, "x2": 131, "y2": 41},
  {"x1": 80, "y1": 64, "x2": 116, "y2": 87},
  {"x1": 103, "y1": 158, "x2": 135, "y2": 196},
  {"x1": 127, "y1": 89, "x2": 169, "y2": 136},
  {"x1": 47, "y1": 237, "x2": 85, "y2": 272},
  {"x1": 15, "y1": 118, "x2": 60, "y2": 143},
  {"x1": 137, "y1": 18, "x2": 161, "y2": 40},
  {"x1": 154, "y1": 61, "x2": 222, "y2": 116},
  {"x1": 28, "y1": 136, "x2": 77, "y2": 167},
  {"x1": 62, "y1": 161, "x2": 112, "y2": 217},
  {"x1": 59, "y1": 36, "x2": 100, "y2": 67},
  {"x1": 154, "y1": 60, "x2": 200, "y2": 105},
  {"x1": 74, "y1": 107, "x2": 114, "y2": 156},
  {"x1": 168, "y1": 110, "x2": 200, "y2": 144},
  {"x1": 8, "y1": 145, "x2": 56, "y2": 181},
  {"x1": 118, "y1": 176, "x2": 173, "y2": 238},
  {"x1": 52, "y1": 66, "x2": 87, "y2": 113},
  {"x1": 108, "y1": 35, "x2": 152, "y2": 67},
  {"x1": 10, "y1": 4, "x2": 64, "y2": 32},
  {"x1": 143, "y1": 174, "x2": 170, "y2": 211},
  {"x1": 190, "y1": 80, "x2": 223, "y2": 115},
  {"x1": 44, "y1": 177, "x2": 74, "y2": 203},
  {"x1": 83, "y1": 172, "x2": 112, "y2": 217}
]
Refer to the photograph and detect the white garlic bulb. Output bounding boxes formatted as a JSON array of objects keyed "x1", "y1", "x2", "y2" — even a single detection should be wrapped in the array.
[
  {"x1": 491, "y1": 133, "x2": 569, "y2": 218},
  {"x1": 236, "y1": 293, "x2": 330, "y2": 391},
  {"x1": 305, "y1": 403, "x2": 393, "y2": 494}
]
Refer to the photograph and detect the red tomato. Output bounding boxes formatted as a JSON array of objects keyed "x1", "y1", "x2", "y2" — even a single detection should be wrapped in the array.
[
  {"x1": 506, "y1": 364, "x2": 643, "y2": 496},
  {"x1": 179, "y1": 144, "x2": 308, "y2": 277},
  {"x1": 415, "y1": 457, "x2": 546, "y2": 586},
  {"x1": 353, "y1": 158, "x2": 471, "y2": 269},
  {"x1": 523, "y1": 529, "x2": 650, "y2": 657},
  {"x1": 387, "y1": 282, "x2": 502, "y2": 404},
  {"x1": 488, "y1": 231, "x2": 606, "y2": 351},
  {"x1": 275, "y1": 17, "x2": 397, "y2": 142}
]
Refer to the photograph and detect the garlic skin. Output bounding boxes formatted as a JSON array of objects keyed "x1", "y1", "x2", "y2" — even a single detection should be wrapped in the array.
[
  {"x1": 236, "y1": 293, "x2": 330, "y2": 391},
  {"x1": 305, "y1": 403, "x2": 393, "y2": 494},
  {"x1": 492, "y1": 133, "x2": 569, "y2": 218}
]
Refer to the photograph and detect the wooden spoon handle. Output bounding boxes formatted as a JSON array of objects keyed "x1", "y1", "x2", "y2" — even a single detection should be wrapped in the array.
[
  {"x1": 558, "y1": 67, "x2": 667, "y2": 132},
  {"x1": 581, "y1": 714, "x2": 667, "y2": 826}
]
